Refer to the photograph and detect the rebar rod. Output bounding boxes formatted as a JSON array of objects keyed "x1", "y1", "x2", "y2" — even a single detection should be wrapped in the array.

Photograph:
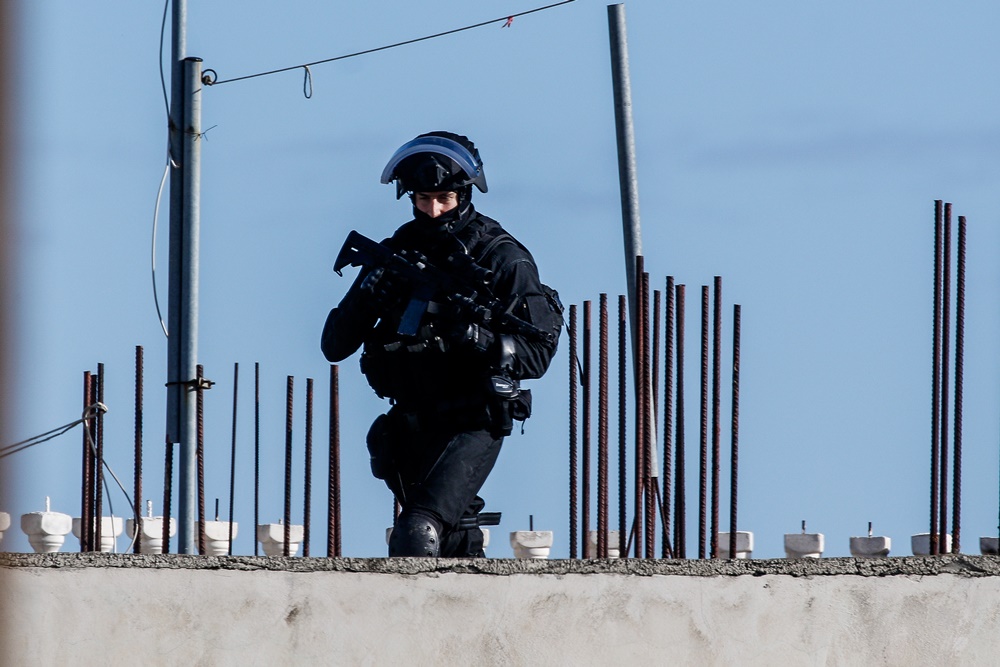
[
  {"x1": 254, "y1": 362, "x2": 261, "y2": 556},
  {"x1": 284, "y1": 376, "x2": 294, "y2": 557},
  {"x1": 134, "y1": 346, "x2": 144, "y2": 554},
  {"x1": 95, "y1": 364, "x2": 105, "y2": 551},
  {"x1": 617, "y1": 295, "x2": 628, "y2": 557},
  {"x1": 930, "y1": 200, "x2": 943, "y2": 556},
  {"x1": 663, "y1": 277, "x2": 674, "y2": 558},
  {"x1": 729, "y1": 304, "x2": 742, "y2": 560},
  {"x1": 569, "y1": 304, "x2": 579, "y2": 559},
  {"x1": 652, "y1": 286, "x2": 662, "y2": 556},
  {"x1": 952, "y1": 215, "x2": 966, "y2": 553},
  {"x1": 675, "y1": 284, "x2": 686, "y2": 558},
  {"x1": 81, "y1": 372, "x2": 93, "y2": 551},
  {"x1": 162, "y1": 435, "x2": 173, "y2": 554},
  {"x1": 303, "y1": 377, "x2": 314, "y2": 557},
  {"x1": 633, "y1": 259, "x2": 645, "y2": 558},
  {"x1": 329, "y1": 364, "x2": 342, "y2": 558},
  {"x1": 642, "y1": 272, "x2": 655, "y2": 559},
  {"x1": 711, "y1": 276, "x2": 722, "y2": 559},
  {"x1": 228, "y1": 363, "x2": 238, "y2": 555},
  {"x1": 699, "y1": 285, "x2": 710, "y2": 559},
  {"x1": 196, "y1": 364, "x2": 205, "y2": 555},
  {"x1": 582, "y1": 300, "x2": 592, "y2": 559},
  {"x1": 598, "y1": 294, "x2": 610, "y2": 558},
  {"x1": 940, "y1": 202, "x2": 952, "y2": 551}
]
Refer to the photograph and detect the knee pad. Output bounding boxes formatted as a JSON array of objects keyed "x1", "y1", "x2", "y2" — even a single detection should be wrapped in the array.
[{"x1": 389, "y1": 511, "x2": 442, "y2": 557}]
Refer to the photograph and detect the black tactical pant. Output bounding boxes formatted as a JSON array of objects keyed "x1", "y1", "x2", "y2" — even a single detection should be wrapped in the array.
[{"x1": 367, "y1": 404, "x2": 503, "y2": 557}]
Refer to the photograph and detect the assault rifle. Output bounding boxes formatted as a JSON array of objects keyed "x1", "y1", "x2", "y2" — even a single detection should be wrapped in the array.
[{"x1": 334, "y1": 230, "x2": 556, "y2": 346}]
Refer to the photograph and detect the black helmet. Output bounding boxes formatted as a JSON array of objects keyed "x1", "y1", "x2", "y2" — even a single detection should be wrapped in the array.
[{"x1": 380, "y1": 131, "x2": 488, "y2": 199}]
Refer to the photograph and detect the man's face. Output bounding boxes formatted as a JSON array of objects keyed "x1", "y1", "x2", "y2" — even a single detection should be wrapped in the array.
[{"x1": 413, "y1": 191, "x2": 459, "y2": 219}]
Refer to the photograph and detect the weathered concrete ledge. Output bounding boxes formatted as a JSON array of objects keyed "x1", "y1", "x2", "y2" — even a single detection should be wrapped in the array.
[{"x1": 3, "y1": 551, "x2": 999, "y2": 577}]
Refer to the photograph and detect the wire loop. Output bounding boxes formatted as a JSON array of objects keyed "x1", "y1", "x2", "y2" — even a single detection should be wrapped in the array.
[{"x1": 303, "y1": 66, "x2": 313, "y2": 99}]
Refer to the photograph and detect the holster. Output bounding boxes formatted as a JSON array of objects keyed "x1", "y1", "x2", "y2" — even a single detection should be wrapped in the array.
[{"x1": 366, "y1": 413, "x2": 397, "y2": 480}]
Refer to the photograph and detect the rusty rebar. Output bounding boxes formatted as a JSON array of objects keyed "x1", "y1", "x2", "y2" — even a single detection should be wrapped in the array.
[
  {"x1": 729, "y1": 304, "x2": 742, "y2": 560},
  {"x1": 162, "y1": 434, "x2": 173, "y2": 554},
  {"x1": 196, "y1": 364, "x2": 205, "y2": 555},
  {"x1": 80, "y1": 371, "x2": 93, "y2": 551},
  {"x1": 930, "y1": 200, "x2": 943, "y2": 556},
  {"x1": 633, "y1": 258, "x2": 644, "y2": 558},
  {"x1": 227, "y1": 363, "x2": 239, "y2": 555},
  {"x1": 284, "y1": 375, "x2": 294, "y2": 557},
  {"x1": 952, "y1": 215, "x2": 966, "y2": 553},
  {"x1": 663, "y1": 277, "x2": 675, "y2": 558},
  {"x1": 95, "y1": 363, "x2": 105, "y2": 551},
  {"x1": 568, "y1": 304, "x2": 579, "y2": 559},
  {"x1": 617, "y1": 295, "x2": 628, "y2": 557},
  {"x1": 254, "y1": 362, "x2": 261, "y2": 556},
  {"x1": 598, "y1": 294, "x2": 609, "y2": 558},
  {"x1": 642, "y1": 272, "x2": 655, "y2": 559},
  {"x1": 674, "y1": 284, "x2": 686, "y2": 559},
  {"x1": 134, "y1": 346, "x2": 144, "y2": 554},
  {"x1": 699, "y1": 285, "x2": 709, "y2": 559},
  {"x1": 329, "y1": 364, "x2": 342, "y2": 558},
  {"x1": 582, "y1": 300, "x2": 592, "y2": 559},
  {"x1": 303, "y1": 377, "x2": 314, "y2": 557},
  {"x1": 940, "y1": 202, "x2": 952, "y2": 551},
  {"x1": 711, "y1": 276, "x2": 722, "y2": 559}
]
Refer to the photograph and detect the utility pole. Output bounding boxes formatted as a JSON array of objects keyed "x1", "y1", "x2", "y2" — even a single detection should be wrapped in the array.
[
  {"x1": 608, "y1": 3, "x2": 657, "y2": 475},
  {"x1": 166, "y1": 0, "x2": 203, "y2": 554}
]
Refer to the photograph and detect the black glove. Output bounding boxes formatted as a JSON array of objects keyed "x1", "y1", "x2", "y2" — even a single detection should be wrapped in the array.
[
  {"x1": 445, "y1": 321, "x2": 495, "y2": 354},
  {"x1": 358, "y1": 267, "x2": 406, "y2": 314}
]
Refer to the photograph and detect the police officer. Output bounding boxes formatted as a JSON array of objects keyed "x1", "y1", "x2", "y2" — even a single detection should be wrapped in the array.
[{"x1": 321, "y1": 131, "x2": 561, "y2": 557}]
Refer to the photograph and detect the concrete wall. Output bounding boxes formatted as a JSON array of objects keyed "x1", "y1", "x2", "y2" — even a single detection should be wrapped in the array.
[{"x1": 2, "y1": 554, "x2": 999, "y2": 665}]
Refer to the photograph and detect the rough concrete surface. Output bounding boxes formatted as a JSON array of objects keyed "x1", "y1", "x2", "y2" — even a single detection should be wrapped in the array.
[{"x1": 2, "y1": 554, "x2": 999, "y2": 665}]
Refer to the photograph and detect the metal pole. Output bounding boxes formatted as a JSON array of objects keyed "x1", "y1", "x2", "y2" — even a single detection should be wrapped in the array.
[
  {"x1": 710, "y1": 277, "x2": 722, "y2": 559},
  {"x1": 582, "y1": 301, "x2": 592, "y2": 559},
  {"x1": 95, "y1": 364, "x2": 105, "y2": 551},
  {"x1": 617, "y1": 295, "x2": 628, "y2": 557},
  {"x1": 304, "y1": 377, "x2": 314, "y2": 557},
  {"x1": 930, "y1": 200, "x2": 943, "y2": 556},
  {"x1": 254, "y1": 362, "x2": 261, "y2": 556},
  {"x1": 662, "y1": 277, "x2": 675, "y2": 558},
  {"x1": 674, "y1": 284, "x2": 686, "y2": 558},
  {"x1": 952, "y1": 216, "x2": 966, "y2": 553},
  {"x1": 699, "y1": 286, "x2": 709, "y2": 559},
  {"x1": 598, "y1": 294, "x2": 609, "y2": 558},
  {"x1": 284, "y1": 376, "x2": 294, "y2": 557},
  {"x1": 607, "y1": 3, "x2": 644, "y2": 385},
  {"x1": 729, "y1": 305, "x2": 742, "y2": 560},
  {"x1": 329, "y1": 365, "x2": 342, "y2": 558},
  {"x1": 939, "y1": 203, "x2": 952, "y2": 551},
  {"x1": 166, "y1": 54, "x2": 204, "y2": 554},
  {"x1": 228, "y1": 363, "x2": 239, "y2": 555},
  {"x1": 134, "y1": 347, "x2": 144, "y2": 554},
  {"x1": 568, "y1": 305, "x2": 579, "y2": 559}
]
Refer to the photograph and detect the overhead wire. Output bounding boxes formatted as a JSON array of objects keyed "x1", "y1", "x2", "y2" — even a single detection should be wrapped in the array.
[
  {"x1": 0, "y1": 403, "x2": 142, "y2": 553},
  {"x1": 203, "y1": 0, "x2": 577, "y2": 88},
  {"x1": 151, "y1": 0, "x2": 174, "y2": 339}
]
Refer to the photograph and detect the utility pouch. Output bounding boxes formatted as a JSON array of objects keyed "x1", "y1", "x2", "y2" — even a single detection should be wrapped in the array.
[{"x1": 366, "y1": 413, "x2": 396, "y2": 480}]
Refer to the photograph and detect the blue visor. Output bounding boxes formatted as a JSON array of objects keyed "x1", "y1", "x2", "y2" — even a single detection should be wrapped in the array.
[{"x1": 380, "y1": 136, "x2": 482, "y2": 185}]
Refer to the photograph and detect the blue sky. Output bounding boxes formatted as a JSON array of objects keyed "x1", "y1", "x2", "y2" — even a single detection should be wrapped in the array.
[{"x1": 6, "y1": 1, "x2": 999, "y2": 558}]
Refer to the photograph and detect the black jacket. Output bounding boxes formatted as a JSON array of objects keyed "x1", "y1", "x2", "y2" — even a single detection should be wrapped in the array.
[{"x1": 321, "y1": 211, "x2": 559, "y2": 410}]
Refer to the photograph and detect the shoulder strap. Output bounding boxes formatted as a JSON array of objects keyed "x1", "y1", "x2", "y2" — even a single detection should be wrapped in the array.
[{"x1": 474, "y1": 232, "x2": 516, "y2": 265}]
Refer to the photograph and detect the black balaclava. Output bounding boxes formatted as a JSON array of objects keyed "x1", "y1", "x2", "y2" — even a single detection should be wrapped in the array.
[{"x1": 410, "y1": 184, "x2": 476, "y2": 236}]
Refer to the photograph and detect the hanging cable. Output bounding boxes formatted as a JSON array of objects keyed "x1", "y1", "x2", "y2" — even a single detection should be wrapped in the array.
[
  {"x1": 151, "y1": 0, "x2": 175, "y2": 339},
  {"x1": 82, "y1": 406, "x2": 141, "y2": 553},
  {"x1": 0, "y1": 403, "x2": 107, "y2": 460},
  {"x1": 151, "y1": 157, "x2": 170, "y2": 338},
  {"x1": 204, "y1": 1, "x2": 576, "y2": 88}
]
